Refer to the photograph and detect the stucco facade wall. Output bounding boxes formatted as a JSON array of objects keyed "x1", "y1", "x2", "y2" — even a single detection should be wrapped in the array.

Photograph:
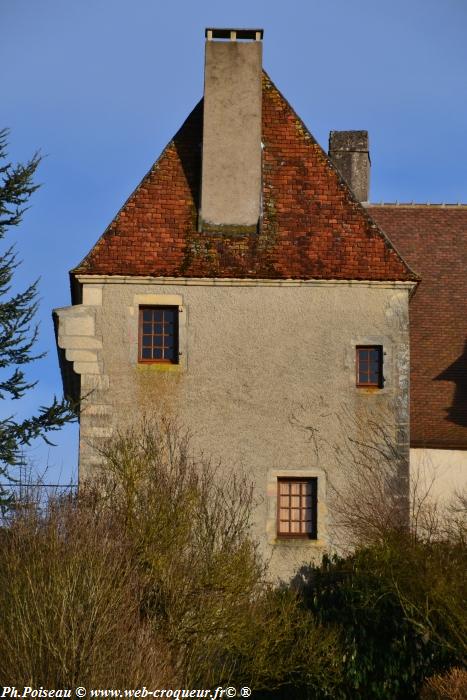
[
  {"x1": 410, "y1": 448, "x2": 467, "y2": 505},
  {"x1": 57, "y1": 278, "x2": 412, "y2": 580}
]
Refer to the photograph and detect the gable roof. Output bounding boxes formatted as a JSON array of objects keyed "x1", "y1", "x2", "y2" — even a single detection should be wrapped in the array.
[
  {"x1": 368, "y1": 204, "x2": 467, "y2": 449},
  {"x1": 73, "y1": 74, "x2": 416, "y2": 283}
]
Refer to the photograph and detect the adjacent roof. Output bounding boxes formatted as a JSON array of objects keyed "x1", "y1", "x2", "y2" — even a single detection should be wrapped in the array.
[
  {"x1": 73, "y1": 73, "x2": 416, "y2": 283},
  {"x1": 369, "y1": 205, "x2": 467, "y2": 449}
]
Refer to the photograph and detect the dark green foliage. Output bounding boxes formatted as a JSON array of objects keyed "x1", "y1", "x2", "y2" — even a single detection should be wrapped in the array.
[
  {"x1": 0, "y1": 129, "x2": 75, "y2": 502},
  {"x1": 299, "y1": 532, "x2": 466, "y2": 699}
]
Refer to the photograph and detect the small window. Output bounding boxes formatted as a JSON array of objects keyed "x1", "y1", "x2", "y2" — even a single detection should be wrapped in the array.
[
  {"x1": 356, "y1": 345, "x2": 383, "y2": 387},
  {"x1": 139, "y1": 306, "x2": 179, "y2": 363},
  {"x1": 277, "y1": 477, "x2": 317, "y2": 539}
]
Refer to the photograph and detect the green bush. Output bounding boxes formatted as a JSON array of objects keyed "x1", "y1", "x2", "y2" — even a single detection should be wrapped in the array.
[{"x1": 299, "y1": 530, "x2": 466, "y2": 699}]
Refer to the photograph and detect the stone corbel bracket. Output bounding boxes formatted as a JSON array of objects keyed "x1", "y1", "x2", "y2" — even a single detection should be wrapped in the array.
[
  {"x1": 53, "y1": 286, "x2": 112, "y2": 477},
  {"x1": 54, "y1": 303, "x2": 105, "y2": 392}
]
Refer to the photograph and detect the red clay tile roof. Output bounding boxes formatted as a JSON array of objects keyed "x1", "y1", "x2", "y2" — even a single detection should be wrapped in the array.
[
  {"x1": 368, "y1": 205, "x2": 467, "y2": 449},
  {"x1": 73, "y1": 74, "x2": 416, "y2": 282}
]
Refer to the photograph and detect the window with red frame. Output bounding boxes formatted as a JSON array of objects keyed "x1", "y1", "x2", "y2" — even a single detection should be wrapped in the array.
[
  {"x1": 139, "y1": 307, "x2": 179, "y2": 363},
  {"x1": 277, "y1": 477, "x2": 317, "y2": 539},
  {"x1": 356, "y1": 345, "x2": 383, "y2": 387}
]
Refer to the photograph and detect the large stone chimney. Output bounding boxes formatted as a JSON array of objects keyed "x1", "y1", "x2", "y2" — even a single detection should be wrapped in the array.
[
  {"x1": 328, "y1": 130, "x2": 370, "y2": 203},
  {"x1": 200, "y1": 28, "x2": 263, "y2": 233}
]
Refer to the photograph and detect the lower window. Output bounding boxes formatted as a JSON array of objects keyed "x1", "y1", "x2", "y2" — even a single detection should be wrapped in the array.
[
  {"x1": 277, "y1": 477, "x2": 317, "y2": 539},
  {"x1": 139, "y1": 306, "x2": 179, "y2": 363}
]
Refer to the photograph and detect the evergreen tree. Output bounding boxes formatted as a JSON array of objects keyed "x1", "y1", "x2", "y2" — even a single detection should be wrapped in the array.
[{"x1": 0, "y1": 129, "x2": 75, "y2": 504}]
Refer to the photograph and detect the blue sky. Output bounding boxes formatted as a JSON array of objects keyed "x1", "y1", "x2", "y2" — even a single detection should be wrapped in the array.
[{"x1": 1, "y1": 0, "x2": 466, "y2": 484}]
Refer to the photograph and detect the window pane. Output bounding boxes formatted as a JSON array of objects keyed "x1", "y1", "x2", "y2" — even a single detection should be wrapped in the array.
[
  {"x1": 154, "y1": 348, "x2": 163, "y2": 360},
  {"x1": 142, "y1": 348, "x2": 151, "y2": 359},
  {"x1": 279, "y1": 482, "x2": 289, "y2": 495},
  {"x1": 291, "y1": 496, "x2": 300, "y2": 508},
  {"x1": 290, "y1": 521, "x2": 300, "y2": 533},
  {"x1": 280, "y1": 495, "x2": 289, "y2": 507},
  {"x1": 142, "y1": 310, "x2": 153, "y2": 322},
  {"x1": 291, "y1": 483, "x2": 300, "y2": 495},
  {"x1": 370, "y1": 372, "x2": 379, "y2": 384},
  {"x1": 280, "y1": 521, "x2": 290, "y2": 533},
  {"x1": 142, "y1": 336, "x2": 152, "y2": 347}
]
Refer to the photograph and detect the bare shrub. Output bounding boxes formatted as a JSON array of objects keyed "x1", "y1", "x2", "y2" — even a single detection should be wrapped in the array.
[
  {"x1": 0, "y1": 495, "x2": 173, "y2": 686},
  {"x1": 443, "y1": 490, "x2": 467, "y2": 545},
  {"x1": 302, "y1": 404, "x2": 467, "y2": 550},
  {"x1": 313, "y1": 405, "x2": 409, "y2": 550},
  {"x1": 96, "y1": 416, "x2": 341, "y2": 691},
  {"x1": 421, "y1": 667, "x2": 467, "y2": 699},
  {"x1": 0, "y1": 416, "x2": 341, "y2": 693}
]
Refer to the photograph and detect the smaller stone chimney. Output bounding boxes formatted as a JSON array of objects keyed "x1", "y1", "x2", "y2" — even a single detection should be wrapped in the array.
[{"x1": 328, "y1": 130, "x2": 370, "y2": 202}]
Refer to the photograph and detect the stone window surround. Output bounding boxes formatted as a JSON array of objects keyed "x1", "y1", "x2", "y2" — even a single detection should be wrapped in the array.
[
  {"x1": 356, "y1": 345, "x2": 383, "y2": 388},
  {"x1": 138, "y1": 305, "x2": 179, "y2": 364},
  {"x1": 266, "y1": 468, "x2": 327, "y2": 547},
  {"x1": 350, "y1": 336, "x2": 392, "y2": 394},
  {"x1": 131, "y1": 293, "x2": 187, "y2": 371},
  {"x1": 277, "y1": 476, "x2": 318, "y2": 539}
]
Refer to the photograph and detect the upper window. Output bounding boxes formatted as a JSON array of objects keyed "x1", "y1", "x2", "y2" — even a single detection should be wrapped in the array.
[
  {"x1": 139, "y1": 306, "x2": 179, "y2": 363},
  {"x1": 277, "y1": 477, "x2": 317, "y2": 539},
  {"x1": 356, "y1": 345, "x2": 383, "y2": 387}
]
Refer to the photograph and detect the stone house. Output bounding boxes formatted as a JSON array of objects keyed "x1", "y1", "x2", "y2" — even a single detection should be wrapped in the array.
[{"x1": 54, "y1": 28, "x2": 465, "y2": 578}]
